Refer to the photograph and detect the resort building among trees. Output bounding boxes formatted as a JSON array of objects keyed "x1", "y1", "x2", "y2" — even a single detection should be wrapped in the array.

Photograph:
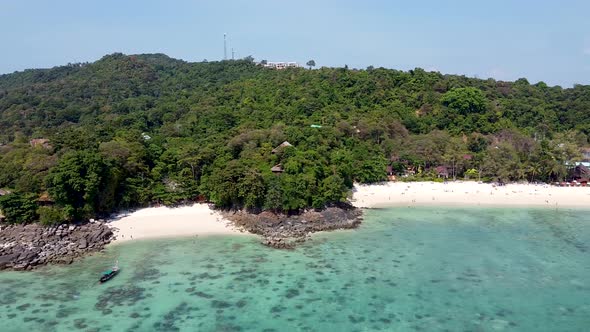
[
  {"x1": 271, "y1": 164, "x2": 284, "y2": 174},
  {"x1": 262, "y1": 62, "x2": 299, "y2": 69},
  {"x1": 271, "y1": 141, "x2": 293, "y2": 154}
]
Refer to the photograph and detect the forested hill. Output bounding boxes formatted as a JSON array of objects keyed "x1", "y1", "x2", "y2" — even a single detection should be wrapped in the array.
[{"x1": 0, "y1": 53, "x2": 589, "y2": 224}]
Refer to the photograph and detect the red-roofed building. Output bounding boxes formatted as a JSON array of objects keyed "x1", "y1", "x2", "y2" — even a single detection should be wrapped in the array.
[{"x1": 435, "y1": 166, "x2": 449, "y2": 178}]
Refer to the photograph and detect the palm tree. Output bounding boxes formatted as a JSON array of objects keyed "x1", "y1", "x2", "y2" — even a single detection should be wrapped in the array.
[
  {"x1": 516, "y1": 165, "x2": 527, "y2": 181},
  {"x1": 546, "y1": 159, "x2": 566, "y2": 182},
  {"x1": 527, "y1": 162, "x2": 541, "y2": 182}
]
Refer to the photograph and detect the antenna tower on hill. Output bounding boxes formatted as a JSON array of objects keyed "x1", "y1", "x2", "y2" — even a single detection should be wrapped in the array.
[{"x1": 224, "y1": 33, "x2": 227, "y2": 60}]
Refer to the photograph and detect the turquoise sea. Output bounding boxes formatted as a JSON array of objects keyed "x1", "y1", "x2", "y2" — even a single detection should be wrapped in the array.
[{"x1": 1, "y1": 207, "x2": 589, "y2": 332}]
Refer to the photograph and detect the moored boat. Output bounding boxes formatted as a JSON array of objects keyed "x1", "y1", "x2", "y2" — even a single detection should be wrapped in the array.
[{"x1": 99, "y1": 260, "x2": 119, "y2": 283}]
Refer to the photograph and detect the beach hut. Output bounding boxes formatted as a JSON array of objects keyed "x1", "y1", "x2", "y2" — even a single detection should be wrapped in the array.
[
  {"x1": 435, "y1": 166, "x2": 449, "y2": 179},
  {"x1": 572, "y1": 165, "x2": 589, "y2": 181},
  {"x1": 271, "y1": 164, "x2": 284, "y2": 174},
  {"x1": 38, "y1": 192, "x2": 55, "y2": 206},
  {"x1": 271, "y1": 141, "x2": 293, "y2": 154}
]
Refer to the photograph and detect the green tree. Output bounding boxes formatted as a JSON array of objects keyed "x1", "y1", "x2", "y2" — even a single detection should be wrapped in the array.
[
  {"x1": 264, "y1": 176, "x2": 283, "y2": 211},
  {"x1": 482, "y1": 143, "x2": 518, "y2": 182},
  {"x1": 45, "y1": 150, "x2": 109, "y2": 219},
  {"x1": 464, "y1": 168, "x2": 478, "y2": 180},
  {"x1": 238, "y1": 169, "x2": 266, "y2": 210},
  {"x1": 443, "y1": 136, "x2": 468, "y2": 180},
  {"x1": 441, "y1": 87, "x2": 487, "y2": 114},
  {"x1": 37, "y1": 206, "x2": 67, "y2": 225},
  {"x1": 0, "y1": 193, "x2": 38, "y2": 224},
  {"x1": 319, "y1": 175, "x2": 347, "y2": 206},
  {"x1": 306, "y1": 60, "x2": 316, "y2": 70}
]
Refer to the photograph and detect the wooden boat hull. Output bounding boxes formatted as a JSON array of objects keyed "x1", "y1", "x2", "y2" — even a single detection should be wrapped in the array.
[{"x1": 99, "y1": 270, "x2": 119, "y2": 283}]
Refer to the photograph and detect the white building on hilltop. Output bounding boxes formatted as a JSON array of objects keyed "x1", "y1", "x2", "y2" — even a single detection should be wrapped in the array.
[{"x1": 262, "y1": 62, "x2": 300, "y2": 69}]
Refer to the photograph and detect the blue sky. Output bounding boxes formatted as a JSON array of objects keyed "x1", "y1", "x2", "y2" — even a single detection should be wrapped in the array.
[{"x1": 1, "y1": 0, "x2": 589, "y2": 86}]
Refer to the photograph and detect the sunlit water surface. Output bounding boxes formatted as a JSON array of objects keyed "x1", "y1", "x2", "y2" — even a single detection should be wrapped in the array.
[{"x1": 1, "y1": 207, "x2": 589, "y2": 332}]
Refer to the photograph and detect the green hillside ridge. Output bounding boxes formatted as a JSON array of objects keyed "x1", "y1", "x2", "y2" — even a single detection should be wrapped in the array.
[{"x1": 0, "y1": 53, "x2": 589, "y2": 224}]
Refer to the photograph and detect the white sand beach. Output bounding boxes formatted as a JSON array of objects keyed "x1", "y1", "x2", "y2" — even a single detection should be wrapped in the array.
[
  {"x1": 352, "y1": 181, "x2": 590, "y2": 209},
  {"x1": 107, "y1": 183, "x2": 590, "y2": 243},
  {"x1": 108, "y1": 204, "x2": 246, "y2": 243}
]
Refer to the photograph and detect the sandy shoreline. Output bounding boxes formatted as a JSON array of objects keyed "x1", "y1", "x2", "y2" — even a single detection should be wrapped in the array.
[
  {"x1": 352, "y1": 181, "x2": 590, "y2": 209},
  {"x1": 108, "y1": 182, "x2": 590, "y2": 244},
  {"x1": 108, "y1": 204, "x2": 247, "y2": 244}
]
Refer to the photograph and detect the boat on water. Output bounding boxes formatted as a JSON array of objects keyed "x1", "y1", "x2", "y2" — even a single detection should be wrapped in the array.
[{"x1": 99, "y1": 260, "x2": 119, "y2": 283}]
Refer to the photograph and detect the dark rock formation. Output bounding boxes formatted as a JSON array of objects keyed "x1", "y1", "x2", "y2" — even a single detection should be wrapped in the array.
[
  {"x1": 0, "y1": 221, "x2": 113, "y2": 271},
  {"x1": 0, "y1": 204, "x2": 362, "y2": 269},
  {"x1": 223, "y1": 205, "x2": 362, "y2": 249}
]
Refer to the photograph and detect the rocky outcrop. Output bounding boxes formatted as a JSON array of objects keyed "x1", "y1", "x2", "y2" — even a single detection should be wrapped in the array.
[
  {"x1": 0, "y1": 222, "x2": 113, "y2": 271},
  {"x1": 223, "y1": 205, "x2": 363, "y2": 249}
]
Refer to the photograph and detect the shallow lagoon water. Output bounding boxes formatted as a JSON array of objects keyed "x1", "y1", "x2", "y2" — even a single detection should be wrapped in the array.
[{"x1": 1, "y1": 207, "x2": 589, "y2": 332}]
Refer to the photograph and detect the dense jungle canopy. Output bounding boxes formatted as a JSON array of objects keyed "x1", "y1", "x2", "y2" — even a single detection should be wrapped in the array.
[{"x1": 0, "y1": 53, "x2": 589, "y2": 223}]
